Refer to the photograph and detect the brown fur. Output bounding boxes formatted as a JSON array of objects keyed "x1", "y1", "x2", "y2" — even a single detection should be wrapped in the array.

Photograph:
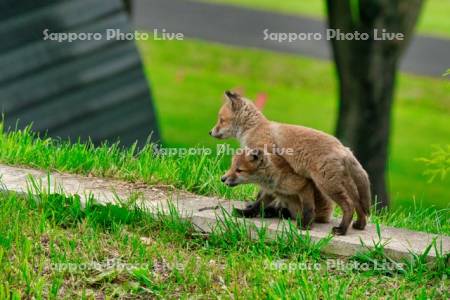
[
  {"x1": 222, "y1": 149, "x2": 333, "y2": 228},
  {"x1": 211, "y1": 91, "x2": 371, "y2": 235}
]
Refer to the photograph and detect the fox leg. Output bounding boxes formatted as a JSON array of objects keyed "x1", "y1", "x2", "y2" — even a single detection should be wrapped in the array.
[
  {"x1": 348, "y1": 160, "x2": 370, "y2": 230},
  {"x1": 282, "y1": 192, "x2": 314, "y2": 230},
  {"x1": 313, "y1": 184, "x2": 333, "y2": 223},
  {"x1": 313, "y1": 174, "x2": 354, "y2": 235},
  {"x1": 234, "y1": 190, "x2": 285, "y2": 218},
  {"x1": 342, "y1": 174, "x2": 367, "y2": 230},
  {"x1": 257, "y1": 191, "x2": 291, "y2": 218},
  {"x1": 349, "y1": 174, "x2": 367, "y2": 230},
  {"x1": 352, "y1": 199, "x2": 367, "y2": 230},
  {"x1": 297, "y1": 183, "x2": 316, "y2": 229},
  {"x1": 327, "y1": 187, "x2": 353, "y2": 235},
  {"x1": 282, "y1": 195, "x2": 303, "y2": 227},
  {"x1": 233, "y1": 200, "x2": 260, "y2": 218},
  {"x1": 234, "y1": 190, "x2": 268, "y2": 218},
  {"x1": 262, "y1": 198, "x2": 292, "y2": 218},
  {"x1": 341, "y1": 166, "x2": 367, "y2": 230}
]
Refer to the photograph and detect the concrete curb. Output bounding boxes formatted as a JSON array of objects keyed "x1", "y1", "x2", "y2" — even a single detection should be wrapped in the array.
[{"x1": 0, "y1": 164, "x2": 448, "y2": 260}]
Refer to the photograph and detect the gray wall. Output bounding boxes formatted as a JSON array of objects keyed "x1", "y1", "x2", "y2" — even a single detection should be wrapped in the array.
[{"x1": 0, "y1": 0, "x2": 160, "y2": 147}]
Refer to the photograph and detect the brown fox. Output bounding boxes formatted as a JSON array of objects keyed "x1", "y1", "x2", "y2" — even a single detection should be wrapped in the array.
[
  {"x1": 210, "y1": 91, "x2": 371, "y2": 235},
  {"x1": 222, "y1": 148, "x2": 334, "y2": 228}
]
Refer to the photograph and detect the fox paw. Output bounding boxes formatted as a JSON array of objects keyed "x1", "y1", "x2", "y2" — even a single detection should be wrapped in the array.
[
  {"x1": 233, "y1": 207, "x2": 257, "y2": 218},
  {"x1": 264, "y1": 206, "x2": 291, "y2": 219},
  {"x1": 332, "y1": 226, "x2": 347, "y2": 236}
]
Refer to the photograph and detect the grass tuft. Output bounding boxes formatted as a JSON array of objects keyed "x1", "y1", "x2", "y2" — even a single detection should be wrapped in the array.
[{"x1": 0, "y1": 186, "x2": 448, "y2": 298}]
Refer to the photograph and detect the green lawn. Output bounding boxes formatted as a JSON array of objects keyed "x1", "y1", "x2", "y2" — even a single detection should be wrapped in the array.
[
  {"x1": 0, "y1": 123, "x2": 447, "y2": 298},
  {"x1": 0, "y1": 188, "x2": 447, "y2": 298},
  {"x1": 199, "y1": 0, "x2": 450, "y2": 38},
  {"x1": 137, "y1": 37, "x2": 449, "y2": 209}
]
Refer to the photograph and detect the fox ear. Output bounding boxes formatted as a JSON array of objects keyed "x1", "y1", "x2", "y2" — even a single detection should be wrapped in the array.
[
  {"x1": 249, "y1": 148, "x2": 263, "y2": 163},
  {"x1": 224, "y1": 90, "x2": 243, "y2": 110}
]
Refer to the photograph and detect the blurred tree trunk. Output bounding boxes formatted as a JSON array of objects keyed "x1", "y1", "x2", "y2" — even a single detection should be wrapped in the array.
[
  {"x1": 123, "y1": 0, "x2": 132, "y2": 15},
  {"x1": 325, "y1": 0, "x2": 423, "y2": 210}
]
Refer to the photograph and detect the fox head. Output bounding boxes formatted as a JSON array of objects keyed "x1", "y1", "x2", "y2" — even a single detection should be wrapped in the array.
[
  {"x1": 221, "y1": 148, "x2": 266, "y2": 187},
  {"x1": 209, "y1": 91, "x2": 265, "y2": 139}
]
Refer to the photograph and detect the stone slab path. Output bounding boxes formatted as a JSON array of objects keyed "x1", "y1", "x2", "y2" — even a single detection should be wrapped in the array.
[
  {"x1": 0, "y1": 164, "x2": 448, "y2": 260},
  {"x1": 132, "y1": 0, "x2": 450, "y2": 78}
]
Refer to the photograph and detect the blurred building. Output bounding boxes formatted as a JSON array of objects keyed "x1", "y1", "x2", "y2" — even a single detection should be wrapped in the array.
[{"x1": 0, "y1": 0, "x2": 160, "y2": 147}]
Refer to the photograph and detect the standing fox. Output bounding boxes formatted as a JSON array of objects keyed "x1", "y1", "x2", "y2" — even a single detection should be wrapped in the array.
[
  {"x1": 222, "y1": 148, "x2": 334, "y2": 229},
  {"x1": 210, "y1": 91, "x2": 371, "y2": 235}
]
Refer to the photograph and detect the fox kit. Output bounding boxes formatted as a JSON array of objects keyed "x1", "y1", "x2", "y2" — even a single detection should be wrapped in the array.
[
  {"x1": 210, "y1": 91, "x2": 371, "y2": 235},
  {"x1": 222, "y1": 148, "x2": 333, "y2": 228}
]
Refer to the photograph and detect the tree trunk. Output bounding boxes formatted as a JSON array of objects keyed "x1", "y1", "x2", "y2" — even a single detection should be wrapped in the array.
[
  {"x1": 123, "y1": 0, "x2": 132, "y2": 15},
  {"x1": 325, "y1": 0, "x2": 423, "y2": 210}
]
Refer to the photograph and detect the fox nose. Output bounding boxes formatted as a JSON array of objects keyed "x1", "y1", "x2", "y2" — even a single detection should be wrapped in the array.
[
  {"x1": 209, "y1": 130, "x2": 212, "y2": 136},
  {"x1": 221, "y1": 176, "x2": 227, "y2": 182}
]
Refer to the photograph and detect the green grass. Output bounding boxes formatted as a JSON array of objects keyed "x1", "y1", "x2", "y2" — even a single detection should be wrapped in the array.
[
  {"x1": 137, "y1": 37, "x2": 450, "y2": 209},
  {"x1": 199, "y1": 0, "x2": 450, "y2": 38},
  {"x1": 0, "y1": 125, "x2": 448, "y2": 235},
  {"x1": 0, "y1": 186, "x2": 448, "y2": 298}
]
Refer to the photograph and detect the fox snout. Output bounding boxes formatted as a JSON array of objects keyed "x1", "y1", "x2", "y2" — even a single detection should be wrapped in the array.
[
  {"x1": 221, "y1": 174, "x2": 239, "y2": 187},
  {"x1": 209, "y1": 127, "x2": 224, "y2": 139}
]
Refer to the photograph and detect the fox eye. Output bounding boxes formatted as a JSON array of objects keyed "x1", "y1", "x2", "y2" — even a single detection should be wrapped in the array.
[
  {"x1": 219, "y1": 118, "x2": 224, "y2": 123},
  {"x1": 236, "y1": 168, "x2": 243, "y2": 173}
]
